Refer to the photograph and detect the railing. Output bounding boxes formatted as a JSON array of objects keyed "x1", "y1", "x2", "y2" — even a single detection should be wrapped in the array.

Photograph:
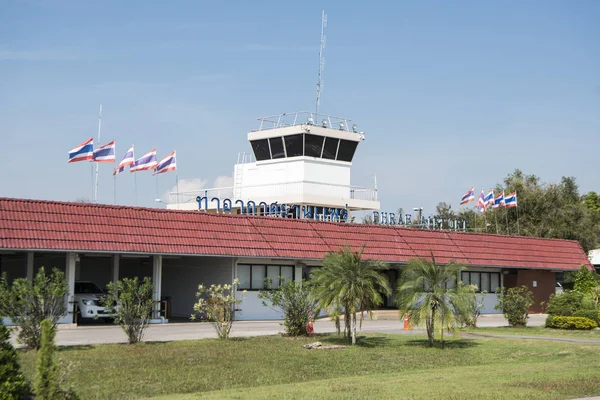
[
  {"x1": 167, "y1": 181, "x2": 378, "y2": 204},
  {"x1": 254, "y1": 111, "x2": 358, "y2": 133}
]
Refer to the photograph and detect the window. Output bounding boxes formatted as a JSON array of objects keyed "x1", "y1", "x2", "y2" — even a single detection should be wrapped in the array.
[
  {"x1": 284, "y1": 134, "x2": 303, "y2": 157},
  {"x1": 322, "y1": 137, "x2": 339, "y2": 159},
  {"x1": 269, "y1": 137, "x2": 285, "y2": 159},
  {"x1": 336, "y1": 139, "x2": 358, "y2": 162},
  {"x1": 251, "y1": 139, "x2": 271, "y2": 161},
  {"x1": 461, "y1": 271, "x2": 501, "y2": 293},
  {"x1": 304, "y1": 134, "x2": 324, "y2": 157},
  {"x1": 237, "y1": 264, "x2": 295, "y2": 290}
]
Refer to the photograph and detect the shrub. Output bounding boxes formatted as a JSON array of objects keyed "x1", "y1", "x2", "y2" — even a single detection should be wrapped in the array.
[
  {"x1": 0, "y1": 322, "x2": 30, "y2": 399},
  {"x1": 258, "y1": 279, "x2": 319, "y2": 336},
  {"x1": 495, "y1": 286, "x2": 534, "y2": 327},
  {"x1": 450, "y1": 283, "x2": 485, "y2": 328},
  {"x1": 102, "y1": 277, "x2": 154, "y2": 344},
  {"x1": 573, "y1": 265, "x2": 599, "y2": 294},
  {"x1": 547, "y1": 291, "x2": 584, "y2": 316},
  {"x1": 573, "y1": 309, "x2": 600, "y2": 326},
  {"x1": 191, "y1": 280, "x2": 242, "y2": 340},
  {"x1": 34, "y1": 319, "x2": 78, "y2": 400},
  {"x1": 0, "y1": 267, "x2": 69, "y2": 350},
  {"x1": 545, "y1": 315, "x2": 597, "y2": 330}
]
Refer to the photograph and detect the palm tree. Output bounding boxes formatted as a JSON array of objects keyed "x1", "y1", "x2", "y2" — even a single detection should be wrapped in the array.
[
  {"x1": 395, "y1": 253, "x2": 466, "y2": 347},
  {"x1": 311, "y1": 245, "x2": 391, "y2": 344}
]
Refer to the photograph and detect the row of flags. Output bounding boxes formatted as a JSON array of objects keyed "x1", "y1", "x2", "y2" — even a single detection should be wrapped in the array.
[
  {"x1": 461, "y1": 186, "x2": 517, "y2": 213},
  {"x1": 67, "y1": 138, "x2": 177, "y2": 175}
]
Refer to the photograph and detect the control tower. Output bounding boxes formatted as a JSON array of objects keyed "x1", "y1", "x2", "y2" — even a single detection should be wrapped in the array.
[{"x1": 166, "y1": 111, "x2": 380, "y2": 218}]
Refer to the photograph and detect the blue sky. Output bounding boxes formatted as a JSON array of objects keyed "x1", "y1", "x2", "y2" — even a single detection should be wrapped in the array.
[{"x1": 1, "y1": 0, "x2": 598, "y2": 216}]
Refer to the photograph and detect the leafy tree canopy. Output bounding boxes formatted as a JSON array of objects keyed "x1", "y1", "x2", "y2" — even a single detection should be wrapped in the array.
[{"x1": 456, "y1": 169, "x2": 600, "y2": 252}]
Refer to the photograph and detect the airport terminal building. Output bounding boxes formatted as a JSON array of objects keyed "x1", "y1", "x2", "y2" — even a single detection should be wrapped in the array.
[{"x1": 0, "y1": 197, "x2": 591, "y2": 324}]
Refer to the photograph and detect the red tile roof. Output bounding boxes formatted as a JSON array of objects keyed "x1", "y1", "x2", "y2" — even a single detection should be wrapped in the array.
[{"x1": 0, "y1": 197, "x2": 591, "y2": 271}]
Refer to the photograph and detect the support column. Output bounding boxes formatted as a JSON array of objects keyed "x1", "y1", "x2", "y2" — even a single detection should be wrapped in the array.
[
  {"x1": 112, "y1": 255, "x2": 120, "y2": 287},
  {"x1": 152, "y1": 255, "x2": 162, "y2": 321},
  {"x1": 65, "y1": 253, "x2": 77, "y2": 323},
  {"x1": 26, "y1": 252, "x2": 34, "y2": 281}
]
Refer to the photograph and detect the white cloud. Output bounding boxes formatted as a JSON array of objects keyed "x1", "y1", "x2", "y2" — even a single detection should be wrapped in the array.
[
  {"x1": 213, "y1": 175, "x2": 233, "y2": 188},
  {"x1": 163, "y1": 178, "x2": 207, "y2": 203},
  {"x1": 163, "y1": 176, "x2": 233, "y2": 204}
]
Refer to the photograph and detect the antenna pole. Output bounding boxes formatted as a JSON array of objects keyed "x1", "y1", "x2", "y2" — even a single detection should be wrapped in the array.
[
  {"x1": 315, "y1": 10, "x2": 327, "y2": 117},
  {"x1": 94, "y1": 104, "x2": 102, "y2": 203}
]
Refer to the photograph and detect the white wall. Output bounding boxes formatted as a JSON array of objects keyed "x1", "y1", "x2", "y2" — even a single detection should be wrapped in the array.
[
  {"x1": 235, "y1": 264, "x2": 303, "y2": 321},
  {"x1": 161, "y1": 256, "x2": 232, "y2": 318},
  {"x1": 479, "y1": 293, "x2": 500, "y2": 314}
]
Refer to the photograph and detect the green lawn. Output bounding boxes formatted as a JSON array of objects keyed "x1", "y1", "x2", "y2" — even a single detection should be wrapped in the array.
[
  {"x1": 464, "y1": 326, "x2": 600, "y2": 339},
  {"x1": 17, "y1": 333, "x2": 600, "y2": 400}
]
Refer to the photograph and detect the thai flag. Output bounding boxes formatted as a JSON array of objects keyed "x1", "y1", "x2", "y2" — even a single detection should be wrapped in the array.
[
  {"x1": 154, "y1": 151, "x2": 177, "y2": 175},
  {"x1": 114, "y1": 145, "x2": 135, "y2": 176},
  {"x1": 68, "y1": 138, "x2": 94, "y2": 163},
  {"x1": 460, "y1": 186, "x2": 475, "y2": 205},
  {"x1": 477, "y1": 189, "x2": 486, "y2": 213},
  {"x1": 483, "y1": 190, "x2": 494, "y2": 207},
  {"x1": 505, "y1": 192, "x2": 518, "y2": 207},
  {"x1": 130, "y1": 148, "x2": 157, "y2": 172},
  {"x1": 92, "y1": 140, "x2": 116, "y2": 163},
  {"x1": 493, "y1": 191, "x2": 505, "y2": 208}
]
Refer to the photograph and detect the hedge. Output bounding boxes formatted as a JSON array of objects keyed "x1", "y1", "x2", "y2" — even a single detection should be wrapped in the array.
[{"x1": 546, "y1": 315, "x2": 597, "y2": 330}]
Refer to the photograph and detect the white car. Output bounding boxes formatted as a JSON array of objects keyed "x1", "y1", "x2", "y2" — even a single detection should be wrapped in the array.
[{"x1": 74, "y1": 281, "x2": 113, "y2": 321}]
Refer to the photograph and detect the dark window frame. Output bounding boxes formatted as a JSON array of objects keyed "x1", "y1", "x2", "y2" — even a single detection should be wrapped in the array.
[
  {"x1": 237, "y1": 264, "x2": 295, "y2": 291},
  {"x1": 461, "y1": 271, "x2": 501, "y2": 293}
]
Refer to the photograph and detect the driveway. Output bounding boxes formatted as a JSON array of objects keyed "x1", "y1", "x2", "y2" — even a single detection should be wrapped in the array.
[{"x1": 8, "y1": 314, "x2": 546, "y2": 347}]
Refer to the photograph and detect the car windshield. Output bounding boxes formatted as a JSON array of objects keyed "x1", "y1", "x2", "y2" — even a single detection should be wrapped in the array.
[{"x1": 75, "y1": 282, "x2": 103, "y2": 294}]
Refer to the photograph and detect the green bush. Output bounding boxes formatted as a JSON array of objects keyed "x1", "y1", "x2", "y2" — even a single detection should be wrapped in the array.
[
  {"x1": 258, "y1": 279, "x2": 318, "y2": 336},
  {"x1": 546, "y1": 291, "x2": 583, "y2": 316},
  {"x1": 495, "y1": 286, "x2": 534, "y2": 327},
  {"x1": 101, "y1": 277, "x2": 154, "y2": 344},
  {"x1": 546, "y1": 315, "x2": 597, "y2": 330},
  {"x1": 0, "y1": 322, "x2": 30, "y2": 400},
  {"x1": 0, "y1": 267, "x2": 69, "y2": 350},
  {"x1": 573, "y1": 309, "x2": 600, "y2": 326}
]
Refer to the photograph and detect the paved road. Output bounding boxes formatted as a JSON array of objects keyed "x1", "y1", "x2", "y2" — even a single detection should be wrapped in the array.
[{"x1": 8, "y1": 313, "x2": 550, "y2": 347}]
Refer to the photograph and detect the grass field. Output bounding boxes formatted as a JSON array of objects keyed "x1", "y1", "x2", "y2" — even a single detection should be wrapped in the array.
[
  {"x1": 464, "y1": 326, "x2": 600, "y2": 339},
  {"x1": 17, "y1": 333, "x2": 600, "y2": 400}
]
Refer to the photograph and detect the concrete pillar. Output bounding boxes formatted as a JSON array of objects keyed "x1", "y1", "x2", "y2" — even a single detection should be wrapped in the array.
[
  {"x1": 26, "y1": 252, "x2": 34, "y2": 281},
  {"x1": 112, "y1": 255, "x2": 120, "y2": 287},
  {"x1": 152, "y1": 255, "x2": 162, "y2": 320},
  {"x1": 65, "y1": 253, "x2": 77, "y2": 323}
]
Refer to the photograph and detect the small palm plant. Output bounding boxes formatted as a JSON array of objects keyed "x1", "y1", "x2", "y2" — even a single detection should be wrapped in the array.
[
  {"x1": 311, "y1": 245, "x2": 391, "y2": 345},
  {"x1": 395, "y1": 253, "x2": 466, "y2": 347}
]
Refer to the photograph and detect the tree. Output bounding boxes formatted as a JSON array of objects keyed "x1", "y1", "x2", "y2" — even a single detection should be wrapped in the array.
[
  {"x1": 311, "y1": 246, "x2": 391, "y2": 345},
  {"x1": 102, "y1": 277, "x2": 154, "y2": 344},
  {"x1": 573, "y1": 265, "x2": 599, "y2": 294},
  {"x1": 0, "y1": 322, "x2": 30, "y2": 399},
  {"x1": 258, "y1": 278, "x2": 318, "y2": 336},
  {"x1": 0, "y1": 267, "x2": 69, "y2": 350},
  {"x1": 395, "y1": 254, "x2": 466, "y2": 346},
  {"x1": 456, "y1": 170, "x2": 600, "y2": 251},
  {"x1": 191, "y1": 280, "x2": 242, "y2": 340}
]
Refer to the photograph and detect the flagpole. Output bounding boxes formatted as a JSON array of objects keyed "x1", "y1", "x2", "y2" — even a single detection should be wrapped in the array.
[
  {"x1": 515, "y1": 191, "x2": 520, "y2": 235},
  {"x1": 494, "y1": 210, "x2": 499, "y2": 234},
  {"x1": 134, "y1": 173, "x2": 138, "y2": 206},
  {"x1": 505, "y1": 207, "x2": 510, "y2": 235},
  {"x1": 176, "y1": 174, "x2": 180, "y2": 210},
  {"x1": 94, "y1": 104, "x2": 102, "y2": 203},
  {"x1": 156, "y1": 174, "x2": 159, "y2": 201},
  {"x1": 113, "y1": 175, "x2": 116, "y2": 205}
]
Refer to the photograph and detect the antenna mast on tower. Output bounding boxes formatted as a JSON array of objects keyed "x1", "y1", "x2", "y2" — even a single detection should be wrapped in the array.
[{"x1": 315, "y1": 10, "x2": 327, "y2": 117}]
